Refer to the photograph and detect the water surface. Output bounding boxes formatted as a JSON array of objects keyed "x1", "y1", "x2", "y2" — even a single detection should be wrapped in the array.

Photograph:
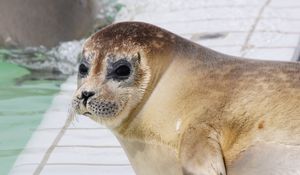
[{"x1": 0, "y1": 61, "x2": 62, "y2": 175}]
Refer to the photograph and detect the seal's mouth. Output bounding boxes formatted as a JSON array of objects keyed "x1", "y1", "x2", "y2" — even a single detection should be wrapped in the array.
[
  {"x1": 72, "y1": 95, "x2": 125, "y2": 120},
  {"x1": 83, "y1": 112, "x2": 92, "y2": 116}
]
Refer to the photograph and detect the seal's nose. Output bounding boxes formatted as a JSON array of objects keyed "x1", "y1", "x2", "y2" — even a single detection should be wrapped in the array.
[{"x1": 81, "y1": 91, "x2": 95, "y2": 105}]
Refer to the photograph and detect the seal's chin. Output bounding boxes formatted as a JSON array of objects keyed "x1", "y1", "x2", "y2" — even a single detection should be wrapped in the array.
[{"x1": 86, "y1": 99, "x2": 120, "y2": 117}]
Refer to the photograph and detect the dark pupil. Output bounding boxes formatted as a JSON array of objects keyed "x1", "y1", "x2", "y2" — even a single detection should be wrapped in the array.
[
  {"x1": 79, "y1": 64, "x2": 88, "y2": 75},
  {"x1": 115, "y1": 65, "x2": 130, "y2": 77}
]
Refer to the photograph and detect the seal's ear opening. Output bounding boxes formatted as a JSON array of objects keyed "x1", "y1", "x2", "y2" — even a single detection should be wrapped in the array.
[{"x1": 133, "y1": 52, "x2": 141, "y2": 64}]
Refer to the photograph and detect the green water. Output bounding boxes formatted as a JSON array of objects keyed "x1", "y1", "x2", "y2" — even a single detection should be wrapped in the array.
[{"x1": 0, "y1": 61, "x2": 62, "y2": 175}]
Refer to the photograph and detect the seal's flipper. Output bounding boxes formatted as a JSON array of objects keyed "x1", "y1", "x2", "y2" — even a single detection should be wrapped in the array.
[{"x1": 180, "y1": 124, "x2": 226, "y2": 175}]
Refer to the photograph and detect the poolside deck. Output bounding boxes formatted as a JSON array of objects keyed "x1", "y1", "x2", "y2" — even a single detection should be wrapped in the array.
[{"x1": 9, "y1": 0, "x2": 300, "y2": 174}]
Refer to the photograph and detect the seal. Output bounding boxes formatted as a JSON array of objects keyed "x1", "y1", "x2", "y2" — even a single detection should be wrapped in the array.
[{"x1": 71, "y1": 21, "x2": 300, "y2": 175}]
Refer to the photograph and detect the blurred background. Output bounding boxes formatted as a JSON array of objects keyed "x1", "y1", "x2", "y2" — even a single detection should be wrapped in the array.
[
  {"x1": 0, "y1": 0, "x2": 299, "y2": 175},
  {"x1": 0, "y1": 0, "x2": 122, "y2": 174}
]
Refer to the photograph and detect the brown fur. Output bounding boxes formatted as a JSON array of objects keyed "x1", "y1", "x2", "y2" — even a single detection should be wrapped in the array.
[{"x1": 72, "y1": 22, "x2": 300, "y2": 175}]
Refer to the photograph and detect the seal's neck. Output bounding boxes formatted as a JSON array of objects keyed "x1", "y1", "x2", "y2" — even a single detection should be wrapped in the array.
[
  {"x1": 113, "y1": 42, "x2": 231, "y2": 147},
  {"x1": 112, "y1": 55, "x2": 198, "y2": 148},
  {"x1": 114, "y1": 51, "x2": 174, "y2": 134}
]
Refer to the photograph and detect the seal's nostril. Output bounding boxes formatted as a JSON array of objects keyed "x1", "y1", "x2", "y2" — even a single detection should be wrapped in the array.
[{"x1": 81, "y1": 91, "x2": 95, "y2": 102}]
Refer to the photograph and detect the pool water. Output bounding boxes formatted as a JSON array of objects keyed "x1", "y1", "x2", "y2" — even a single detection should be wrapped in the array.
[{"x1": 0, "y1": 61, "x2": 62, "y2": 175}]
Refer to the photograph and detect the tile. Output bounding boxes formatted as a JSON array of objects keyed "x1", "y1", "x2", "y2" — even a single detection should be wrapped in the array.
[
  {"x1": 263, "y1": 7, "x2": 300, "y2": 19},
  {"x1": 210, "y1": 46, "x2": 243, "y2": 57},
  {"x1": 193, "y1": 32, "x2": 247, "y2": 47},
  {"x1": 248, "y1": 32, "x2": 300, "y2": 48},
  {"x1": 270, "y1": 0, "x2": 300, "y2": 7},
  {"x1": 43, "y1": 92, "x2": 73, "y2": 114},
  {"x1": 41, "y1": 165, "x2": 134, "y2": 175},
  {"x1": 38, "y1": 111, "x2": 69, "y2": 129},
  {"x1": 134, "y1": 7, "x2": 259, "y2": 24},
  {"x1": 156, "y1": 19, "x2": 255, "y2": 35},
  {"x1": 190, "y1": 0, "x2": 266, "y2": 6},
  {"x1": 8, "y1": 164, "x2": 38, "y2": 175},
  {"x1": 48, "y1": 147, "x2": 130, "y2": 164},
  {"x1": 68, "y1": 115, "x2": 105, "y2": 129},
  {"x1": 58, "y1": 129, "x2": 120, "y2": 146},
  {"x1": 12, "y1": 130, "x2": 61, "y2": 166},
  {"x1": 117, "y1": 0, "x2": 266, "y2": 15},
  {"x1": 244, "y1": 48, "x2": 296, "y2": 61},
  {"x1": 13, "y1": 147, "x2": 48, "y2": 166},
  {"x1": 51, "y1": 93, "x2": 73, "y2": 107},
  {"x1": 256, "y1": 19, "x2": 300, "y2": 33}
]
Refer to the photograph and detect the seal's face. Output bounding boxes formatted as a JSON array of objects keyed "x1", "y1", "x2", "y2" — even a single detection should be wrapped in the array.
[
  {"x1": 71, "y1": 45, "x2": 150, "y2": 128},
  {"x1": 70, "y1": 22, "x2": 176, "y2": 128}
]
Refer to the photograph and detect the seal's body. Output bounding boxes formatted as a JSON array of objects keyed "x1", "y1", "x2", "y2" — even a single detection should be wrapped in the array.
[{"x1": 71, "y1": 22, "x2": 300, "y2": 175}]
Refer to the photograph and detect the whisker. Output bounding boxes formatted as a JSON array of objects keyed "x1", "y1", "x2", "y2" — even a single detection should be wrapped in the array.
[{"x1": 68, "y1": 105, "x2": 77, "y2": 125}]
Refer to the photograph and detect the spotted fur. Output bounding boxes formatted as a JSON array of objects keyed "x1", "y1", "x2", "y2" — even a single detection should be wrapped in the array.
[{"x1": 71, "y1": 22, "x2": 300, "y2": 175}]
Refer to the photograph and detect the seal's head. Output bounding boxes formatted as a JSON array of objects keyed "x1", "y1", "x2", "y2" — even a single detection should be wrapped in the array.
[{"x1": 71, "y1": 22, "x2": 176, "y2": 128}]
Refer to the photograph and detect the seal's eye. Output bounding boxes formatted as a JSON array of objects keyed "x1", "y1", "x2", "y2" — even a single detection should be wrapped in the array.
[
  {"x1": 108, "y1": 59, "x2": 132, "y2": 81},
  {"x1": 115, "y1": 65, "x2": 131, "y2": 77},
  {"x1": 79, "y1": 63, "x2": 89, "y2": 77}
]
